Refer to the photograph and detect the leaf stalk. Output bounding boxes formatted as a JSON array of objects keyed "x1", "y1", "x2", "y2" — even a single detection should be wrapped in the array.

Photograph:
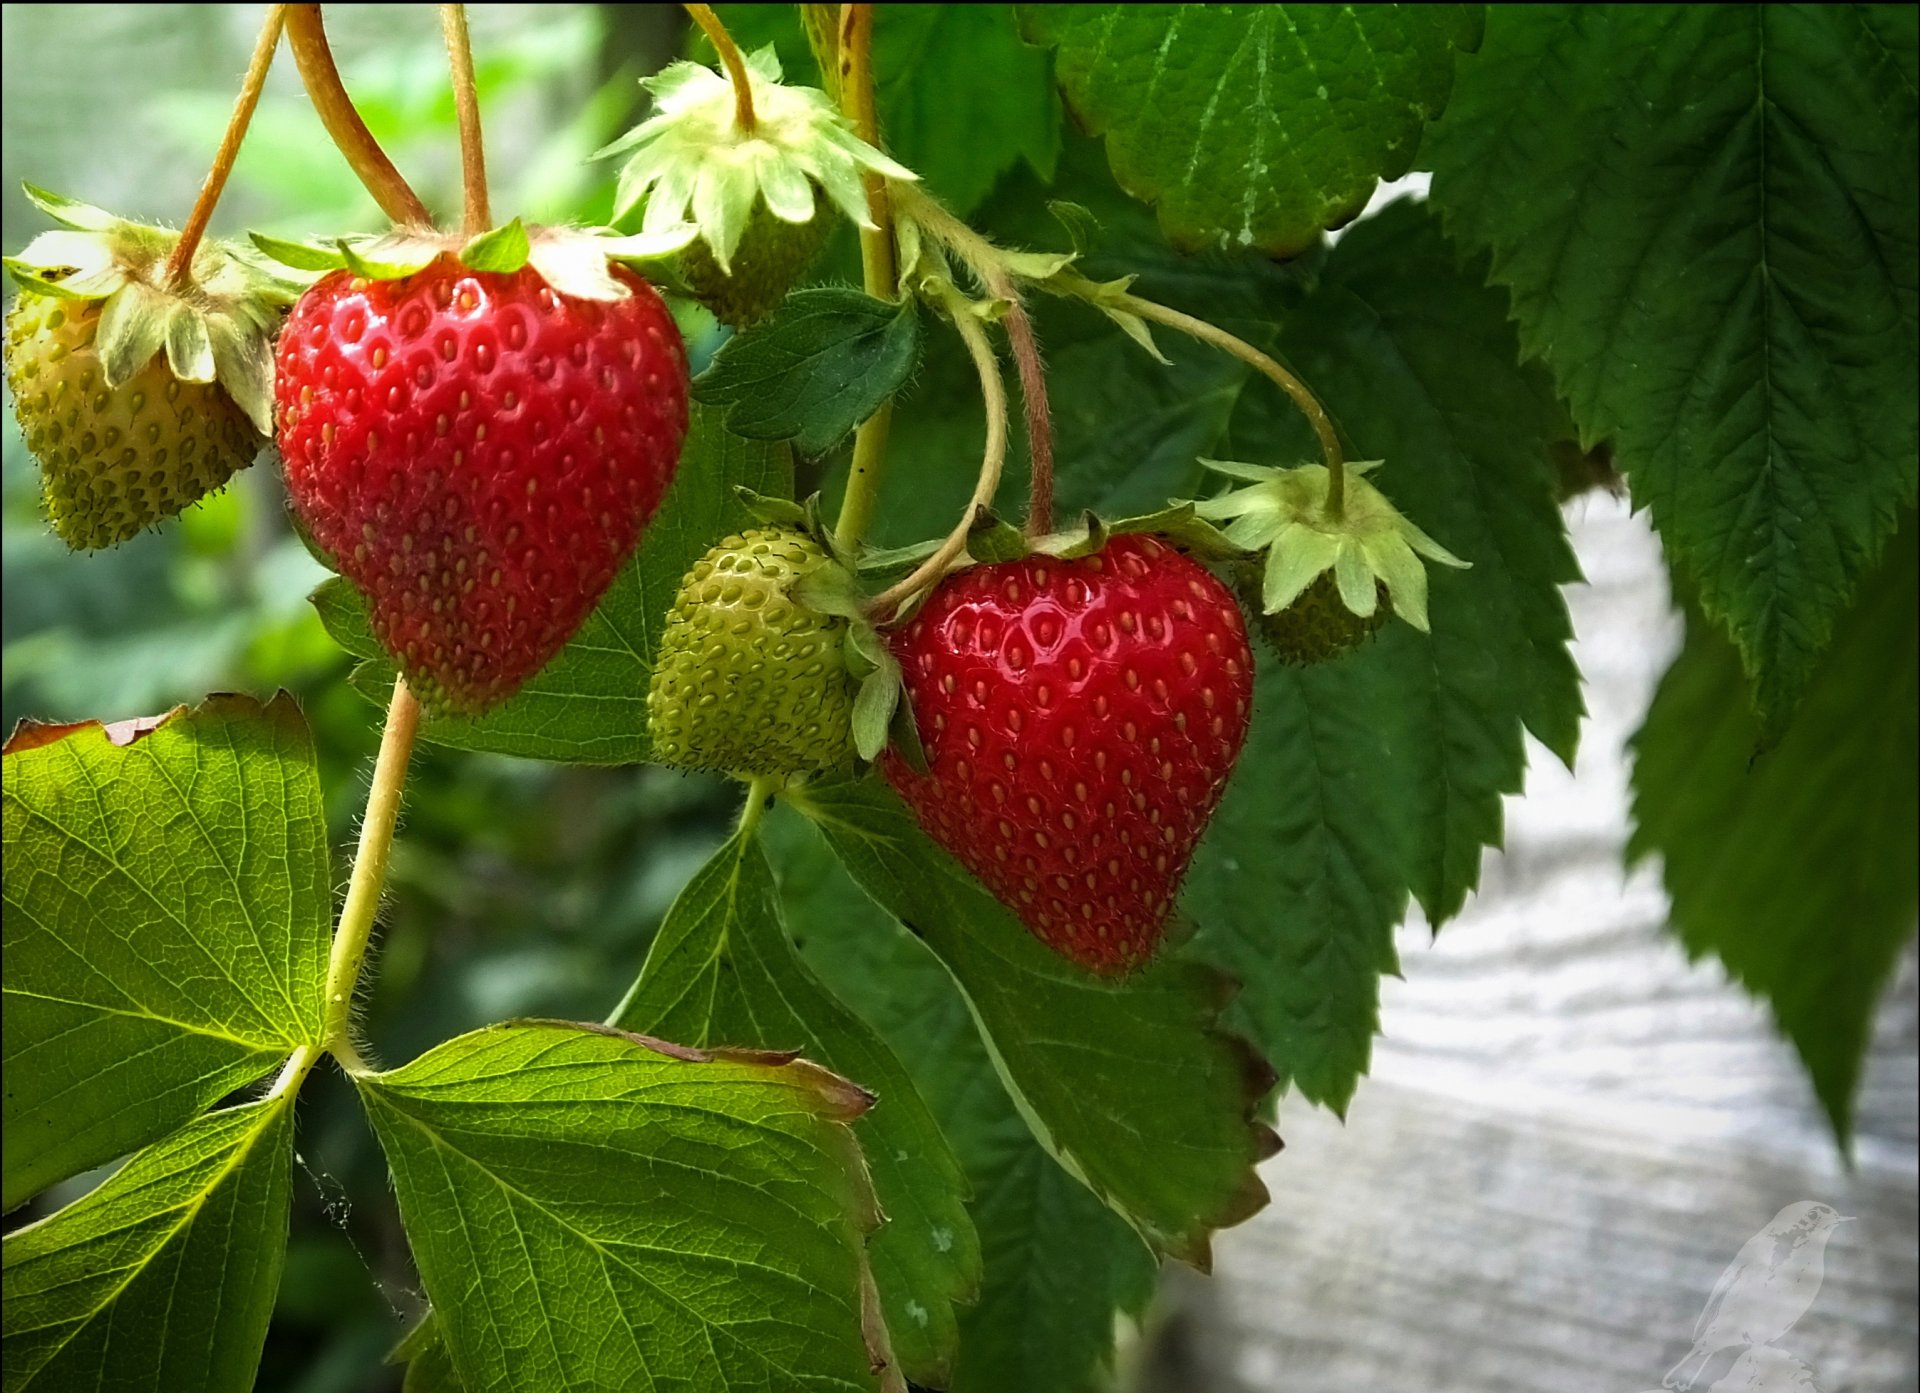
[{"x1": 684, "y1": 3, "x2": 758, "y2": 132}]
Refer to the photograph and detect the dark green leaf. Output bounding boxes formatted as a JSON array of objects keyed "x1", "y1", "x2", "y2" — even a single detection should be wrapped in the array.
[
  {"x1": 1424, "y1": 4, "x2": 1920, "y2": 727},
  {"x1": 313, "y1": 405, "x2": 791, "y2": 763},
  {"x1": 1629, "y1": 516, "x2": 1918, "y2": 1145},
  {"x1": 2, "y1": 1093, "x2": 295, "y2": 1392},
  {"x1": 1, "y1": 694, "x2": 329, "y2": 1209},
  {"x1": 357, "y1": 1020, "x2": 886, "y2": 1393},
  {"x1": 1184, "y1": 198, "x2": 1582, "y2": 1110},
  {"x1": 611, "y1": 829, "x2": 979, "y2": 1387},
  {"x1": 1019, "y1": 4, "x2": 1483, "y2": 254},
  {"x1": 695, "y1": 289, "x2": 922, "y2": 455},
  {"x1": 787, "y1": 778, "x2": 1274, "y2": 1267},
  {"x1": 765, "y1": 809, "x2": 1159, "y2": 1393}
]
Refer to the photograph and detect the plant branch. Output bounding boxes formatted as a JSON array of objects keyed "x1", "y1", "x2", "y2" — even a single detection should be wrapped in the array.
[
  {"x1": 440, "y1": 4, "x2": 489, "y2": 236},
  {"x1": 1114, "y1": 293, "x2": 1348, "y2": 517},
  {"x1": 739, "y1": 775, "x2": 778, "y2": 836},
  {"x1": 831, "y1": 2, "x2": 899, "y2": 556},
  {"x1": 894, "y1": 186, "x2": 1055, "y2": 534},
  {"x1": 322, "y1": 677, "x2": 421, "y2": 1068},
  {"x1": 165, "y1": 4, "x2": 286, "y2": 287},
  {"x1": 870, "y1": 280, "x2": 1007, "y2": 618},
  {"x1": 684, "y1": 3, "x2": 757, "y2": 132},
  {"x1": 284, "y1": 4, "x2": 432, "y2": 227}
]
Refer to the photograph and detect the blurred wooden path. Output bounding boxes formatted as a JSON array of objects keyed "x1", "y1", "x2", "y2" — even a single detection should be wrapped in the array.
[{"x1": 1147, "y1": 500, "x2": 1918, "y2": 1393}]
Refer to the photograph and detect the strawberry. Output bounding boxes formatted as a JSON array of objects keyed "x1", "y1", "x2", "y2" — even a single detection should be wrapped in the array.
[
  {"x1": 882, "y1": 535, "x2": 1254, "y2": 973},
  {"x1": 648, "y1": 525, "x2": 858, "y2": 775},
  {"x1": 276, "y1": 254, "x2": 688, "y2": 715},
  {"x1": 1234, "y1": 566, "x2": 1387, "y2": 665},
  {"x1": 676, "y1": 199, "x2": 831, "y2": 328},
  {"x1": 6, "y1": 294, "x2": 259, "y2": 549}
]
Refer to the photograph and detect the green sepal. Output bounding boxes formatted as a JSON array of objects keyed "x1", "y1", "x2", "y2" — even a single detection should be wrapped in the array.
[
  {"x1": 247, "y1": 232, "x2": 349, "y2": 273},
  {"x1": 460, "y1": 218, "x2": 532, "y2": 274},
  {"x1": 337, "y1": 234, "x2": 441, "y2": 281},
  {"x1": 1107, "y1": 502, "x2": 1249, "y2": 562},
  {"x1": 1028, "y1": 510, "x2": 1111, "y2": 561},
  {"x1": 19, "y1": 182, "x2": 116, "y2": 232},
  {"x1": 856, "y1": 537, "x2": 944, "y2": 575},
  {"x1": 851, "y1": 653, "x2": 903, "y2": 762},
  {"x1": 842, "y1": 621, "x2": 887, "y2": 683},
  {"x1": 3, "y1": 255, "x2": 119, "y2": 299},
  {"x1": 93, "y1": 281, "x2": 172, "y2": 387},
  {"x1": 964, "y1": 508, "x2": 1030, "y2": 564},
  {"x1": 886, "y1": 683, "x2": 929, "y2": 776},
  {"x1": 735, "y1": 486, "x2": 812, "y2": 529},
  {"x1": 792, "y1": 560, "x2": 866, "y2": 621},
  {"x1": 1047, "y1": 200, "x2": 1101, "y2": 256}
]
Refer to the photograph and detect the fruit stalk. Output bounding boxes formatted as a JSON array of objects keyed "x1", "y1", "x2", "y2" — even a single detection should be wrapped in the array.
[
  {"x1": 284, "y1": 3, "x2": 433, "y2": 226},
  {"x1": 870, "y1": 277, "x2": 1008, "y2": 617},
  {"x1": 831, "y1": 2, "x2": 899, "y2": 555},
  {"x1": 439, "y1": 4, "x2": 490, "y2": 236},
  {"x1": 683, "y1": 3, "x2": 757, "y2": 132},
  {"x1": 1116, "y1": 292, "x2": 1348, "y2": 518},
  {"x1": 162, "y1": 3, "x2": 287, "y2": 287},
  {"x1": 322, "y1": 678, "x2": 422, "y2": 1070}
]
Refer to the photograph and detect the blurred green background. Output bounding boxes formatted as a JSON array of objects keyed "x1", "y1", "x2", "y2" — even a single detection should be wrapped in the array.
[{"x1": 1, "y1": 8, "x2": 743, "y2": 1389}]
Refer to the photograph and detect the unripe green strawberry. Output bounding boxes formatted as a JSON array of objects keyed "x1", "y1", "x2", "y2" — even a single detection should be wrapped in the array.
[
  {"x1": 678, "y1": 199, "x2": 831, "y2": 328},
  {"x1": 5, "y1": 295, "x2": 258, "y2": 549},
  {"x1": 648, "y1": 526, "x2": 858, "y2": 775},
  {"x1": 1233, "y1": 566, "x2": 1388, "y2": 665}
]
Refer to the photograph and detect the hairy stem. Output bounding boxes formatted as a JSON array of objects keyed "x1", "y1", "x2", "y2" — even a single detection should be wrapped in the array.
[
  {"x1": 894, "y1": 186, "x2": 1055, "y2": 534},
  {"x1": 739, "y1": 775, "x2": 778, "y2": 837},
  {"x1": 870, "y1": 280, "x2": 1008, "y2": 618},
  {"x1": 164, "y1": 4, "x2": 286, "y2": 286},
  {"x1": 440, "y1": 4, "x2": 490, "y2": 237},
  {"x1": 831, "y1": 3, "x2": 899, "y2": 556},
  {"x1": 322, "y1": 678, "x2": 421, "y2": 1069},
  {"x1": 800, "y1": 3, "x2": 841, "y2": 101},
  {"x1": 1117, "y1": 293, "x2": 1348, "y2": 517},
  {"x1": 284, "y1": 4, "x2": 432, "y2": 227},
  {"x1": 684, "y1": 3, "x2": 757, "y2": 131}
]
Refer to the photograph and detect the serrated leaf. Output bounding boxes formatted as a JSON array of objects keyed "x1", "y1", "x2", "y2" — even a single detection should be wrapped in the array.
[
  {"x1": 788, "y1": 778, "x2": 1274, "y2": 1267},
  {"x1": 313, "y1": 405, "x2": 791, "y2": 763},
  {"x1": 356, "y1": 1020, "x2": 887, "y2": 1393},
  {"x1": 1, "y1": 1093, "x2": 294, "y2": 1392},
  {"x1": 458, "y1": 217, "x2": 530, "y2": 274},
  {"x1": 1424, "y1": 4, "x2": 1919, "y2": 728},
  {"x1": 764, "y1": 808, "x2": 1158, "y2": 1393},
  {"x1": 695, "y1": 289, "x2": 923, "y2": 456},
  {"x1": 1018, "y1": 4, "x2": 1483, "y2": 254},
  {"x1": 1, "y1": 694, "x2": 329, "y2": 1210},
  {"x1": 612, "y1": 831, "x2": 979, "y2": 1386},
  {"x1": 1182, "y1": 199, "x2": 1583, "y2": 1110},
  {"x1": 1630, "y1": 516, "x2": 1918, "y2": 1147}
]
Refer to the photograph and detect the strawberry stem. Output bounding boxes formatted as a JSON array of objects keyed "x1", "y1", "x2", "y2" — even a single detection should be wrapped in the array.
[
  {"x1": 898, "y1": 187, "x2": 1056, "y2": 537},
  {"x1": 321, "y1": 677, "x2": 421, "y2": 1071},
  {"x1": 1115, "y1": 293, "x2": 1348, "y2": 519},
  {"x1": 831, "y1": 3, "x2": 900, "y2": 556},
  {"x1": 164, "y1": 4, "x2": 286, "y2": 288},
  {"x1": 870, "y1": 278, "x2": 1009, "y2": 619},
  {"x1": 440, "y1": 4, "x2": 490, "y2": 237},
  {"x1": 284, "y1": 4, "x2": 433, "y2": 228},
  {"x1": 684, "y1": 3, "x2": 758, "y2": 133}
]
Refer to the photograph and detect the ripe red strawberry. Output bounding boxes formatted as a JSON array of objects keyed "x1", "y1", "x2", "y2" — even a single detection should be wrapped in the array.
[
  {"x1": 882, "y1": 535, "x2": 1254, "y2": 973},
  {"x1": 277, "y1": 256, "x2": 687, "y2": 714}
]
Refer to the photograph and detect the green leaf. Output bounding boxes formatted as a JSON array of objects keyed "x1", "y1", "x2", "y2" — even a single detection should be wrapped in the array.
[
  {"x1": 1, "y1": 694, "x2": 329, "y2": 1210},
  {"x1": 1182, "y1": 198, "x2": 1583, "y2": 1110},
  {"x1": 764, "y1": 809, "x2": 1159, "y2": 1393},
  {"x1": 1424, "y1": 4, "x2": 1920, "y2": 728},
  {"x1": 2, "y1": 1093, "x2": 295, "y2": 1392},
  {"x1": 787, "y1": 778, "x2": 1274, "y2": 1267},
  {"x1": 695, "y1": 289, "x2": 922, "y2": 456},
  {"x1": 712, "y1": 5, "x2": 1062, "y2": 215},
  {"x1": 457, "y1": 217, "x2": 531, "y2": 274},
  {"x1": 313, "y1": 405, "x2": 792, "y2": 763},
  {"x1": 1629, "y1": 516, "x2": 1918, "y2": 1146},
  {"x1": 356, "y1": 1020, "x2": 887, "y2": 1393},
  {"x1": 611, "y1": 829, "x2": 979, "y2": 1388},
  {"x1": 1018, "y1": 4, "x2": 1483, "y2": 255}
]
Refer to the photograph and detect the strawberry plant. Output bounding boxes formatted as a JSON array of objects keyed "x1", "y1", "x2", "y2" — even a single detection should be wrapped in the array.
[{"x1": 1, "y1": 4, "x2": 1913, "y2": 1392}]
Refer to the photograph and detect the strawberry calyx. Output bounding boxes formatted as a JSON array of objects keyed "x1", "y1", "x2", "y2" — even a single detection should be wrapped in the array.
[
  {"x1": 249, "y1": 217, "x2": 697, "y2": 304},
  {"x1": 597, "y1": 47, "x2": 916, "y2": 278},
  {"x1": 1191, "y1": 458, "x2": 1468, "y2": 634},
  {"x1": 4, "y1": 182, "x2": 299, "y2": 435}
]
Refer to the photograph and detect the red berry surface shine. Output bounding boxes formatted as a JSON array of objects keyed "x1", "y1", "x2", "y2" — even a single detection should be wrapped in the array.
[
  {"x1": 276, "y1": 258, "x2": 688, "y2": 713},
  {"x1": 883, "y1": 536, "x2": 1254, "y2": 973}
]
